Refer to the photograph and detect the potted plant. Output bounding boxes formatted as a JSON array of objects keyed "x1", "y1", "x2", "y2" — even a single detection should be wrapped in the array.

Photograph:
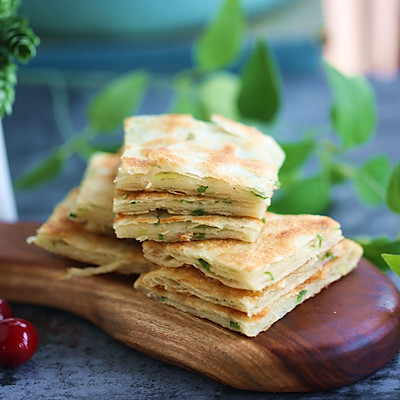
[{"x1": 0, "y1": 0, "x2": 39, "y2": 222}]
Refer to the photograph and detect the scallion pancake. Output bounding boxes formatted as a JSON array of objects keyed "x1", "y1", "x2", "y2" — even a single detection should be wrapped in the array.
[
  {"x1": 70, "y1": 152, "x2": 119, "y2": 235},
  {"x1": 113, "y1": 189, "x2": 267, "y2": 219},
  {"x1": 28, "y1": 189, "x2": 153, "y2": 278},
  {"x1": 135, "y1": 239, "x2": 362, "y2": 337},
  {"x1": 142, "y1": 212, "x2": 343, "y2": 290},
  {"x1": 114, "y1": 210, "x2": 264, "y2": 243},
  {"x1": 137, "y1": 239, "x2": 352, "y2": 316},
  {"x1": 115, "y1": 114, "x2": 285, "y2": 208}
]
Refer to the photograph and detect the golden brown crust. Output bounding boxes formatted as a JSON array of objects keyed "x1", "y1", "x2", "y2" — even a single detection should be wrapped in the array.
[{"x1": 117, "y1": 114, "x2": 285, "y2": 194}]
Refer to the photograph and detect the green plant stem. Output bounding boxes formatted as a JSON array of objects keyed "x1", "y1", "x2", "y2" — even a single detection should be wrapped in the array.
[
  {"x1": 173, "y1": 67, "x2": 206, "y2": 85},
  {"x1": 65, "y1": 126, "x2": 98, "y2": 160}
]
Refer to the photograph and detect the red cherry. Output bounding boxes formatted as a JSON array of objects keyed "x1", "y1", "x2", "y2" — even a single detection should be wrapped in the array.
[
  {"x1": 0, "y1": 298, "x2": 13, "y2": 321},
  {"x1": 0, "y1": 318, "x2": 39, "y2": 366}
]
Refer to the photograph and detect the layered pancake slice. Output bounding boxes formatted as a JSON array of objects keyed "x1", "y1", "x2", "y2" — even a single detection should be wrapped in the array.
[
  {"x1": 135, "y1": 239, "x2": 363, "y2": 337},
  {"x1": 113, "y1": 190, "x2": 266, "y2": 219},
  {"x1": 114, "y1": 114, "x2": 285, "y2": 214},
  {"x1": 69, "y1": 151, "x2": 119, "y2": 235},
  {"x1": 27, "y1": 189, "x2": 153, "y2": 278},
  {"x1": 136, "y1": 240, "x2": 351, "y2": 316},
  {"x1": 114, "y1": 210, "x2": 264, "y2": 242},
  {"x1": 142, "y1": 212, "x2": 343, "y2": 291}
]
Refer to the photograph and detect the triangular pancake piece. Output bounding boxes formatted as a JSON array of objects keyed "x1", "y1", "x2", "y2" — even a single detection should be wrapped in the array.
[
  {"x1": 28, "y1": 189, "x2": 153, "y2": 277},
  {"x1": 114, "y1": 210, "x2": 264, "y2": 243},
  {"x1": 115, "y1": 114, "x2": 285, "y2": 214},
  {"x1": 142, "y1": 212, "x2": 343, "y2": 290},
  {"x1": 113, "y1": 189, "x2": 266, "y2": 219},
  {"x1": 137, "y1": 240, "x2": 350, "y2": 316},
  {"x1": 69, "y1": 151, "x2": 119, "y2": 235},
  {"x1": 135, "y1": 239, "x2": 362, "y2": 337}
]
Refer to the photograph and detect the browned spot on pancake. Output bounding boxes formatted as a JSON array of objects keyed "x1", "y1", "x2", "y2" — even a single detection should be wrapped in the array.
[
  {"x1": 123, "y1": 157, "x2": 154, "y2": 169},
  {"x1": 140, "y1": 147, "x2": 185, "y2": 167},
  {"x1": 202, "y1": 144, "x2": 273, "y2": 178},
  {"x1": 161, "y1": 114, "x2": 195, "y2": 133},
  {"x1": 144, "y1": 137, "x2": 181, "y2": 147}
]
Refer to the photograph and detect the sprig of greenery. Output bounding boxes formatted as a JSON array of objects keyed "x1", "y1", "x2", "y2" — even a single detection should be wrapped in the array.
[
  {"x1": 13, "y1": 0, "x2": 399, "y2": 276},
  {"x1": 0, "y1": 60, "x2": 16, "y2": 116},
  {"x1": 0, "y1": 0, "x2": 40, "y2": 117},
  {"x1": 0, "y1": 0, "x2": 19, "y2": 19},
  {"x1": 14, "y1": 70, "x2": 149, "y2": 190}
]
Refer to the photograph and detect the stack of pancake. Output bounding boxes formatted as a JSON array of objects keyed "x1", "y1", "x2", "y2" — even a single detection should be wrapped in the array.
[
  {"x1": 136, "y1": 218, "x2": 361, "y2": 336},
  {"x1": 29, "y1": 113, "x2": 362, "y2": 337},
  {"x1": 112, "y1": 114, "x2": 285, "y2": 243}
]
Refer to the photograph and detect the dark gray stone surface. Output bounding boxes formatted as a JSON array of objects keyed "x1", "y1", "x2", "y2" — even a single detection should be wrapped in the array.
[{"x1": 1, "y1": 57, "x2": 400, "y2": 399}]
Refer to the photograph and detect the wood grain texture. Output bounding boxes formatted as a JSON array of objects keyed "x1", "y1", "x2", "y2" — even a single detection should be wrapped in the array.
[{"x1": 1, "y1": 222, "x2": 400, "y2": 392}]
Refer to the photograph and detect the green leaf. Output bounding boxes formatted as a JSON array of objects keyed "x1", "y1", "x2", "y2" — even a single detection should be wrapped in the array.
[
  {"x1": 87, "y1": 71, "x2": 148, "y2": 134},
  {"x1": 238, "y1": 39, "x2": 281, "y2": 123},
  {"x1": 386, "y1": 161, "x2": 400, "y2": 214},
  {"x1": 14, "y1": 148, "x2": 68, "y2": 190},
  {"x1": 194, "y1": 0, "x2": 244, "y2": 71},
  {"x1": 279, "y1": 138, "x2": 315, "y2": 186},
  {"x1": 359, "y1": 237, "x2": 400, "y2": 271},
  {"x1": 198, "y1": 72, "x2": 240, "y2": 120},
  {"x1": 324, "y1": 62, "x2": 376, "y2": 148},
  {"x1": 382, "y1": 254, "x2": 400, "y2": 276},
  {"x1": 353, "y1": 155, "x2": 391, "y2": 206},
  {"x1": 269, "y1": 174, "x2": 331, "y2": 215}
]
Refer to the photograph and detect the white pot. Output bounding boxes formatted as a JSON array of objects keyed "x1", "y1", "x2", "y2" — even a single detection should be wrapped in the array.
[{"x1": 0, "y1": 119, "x2": 18, "y2": 222}]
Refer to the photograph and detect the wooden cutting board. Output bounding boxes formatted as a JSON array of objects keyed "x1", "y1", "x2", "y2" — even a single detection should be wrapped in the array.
[{"x1": 1, "y1": 222, "x2": 400, "y2": 392}]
